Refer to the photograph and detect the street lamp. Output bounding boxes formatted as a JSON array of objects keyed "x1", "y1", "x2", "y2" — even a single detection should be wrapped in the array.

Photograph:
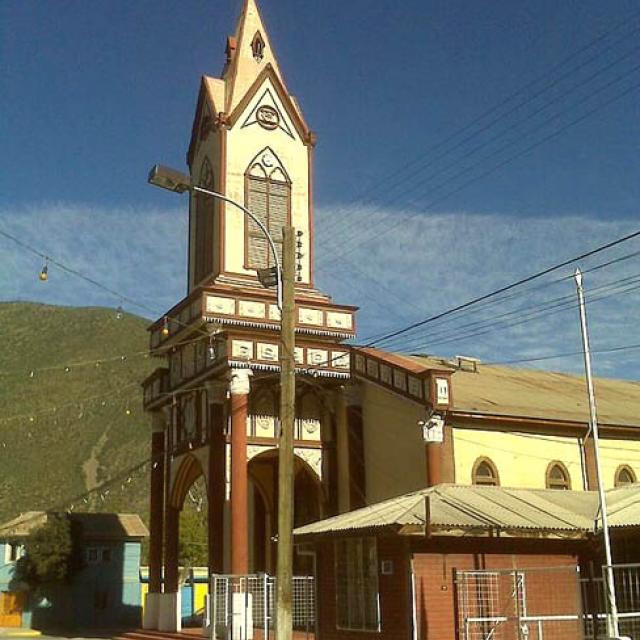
[{"x1": 148, "y1": 164, "x2": 283, "y2": 310}]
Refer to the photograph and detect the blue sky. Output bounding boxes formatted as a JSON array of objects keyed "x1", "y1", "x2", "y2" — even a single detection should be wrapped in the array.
[{"x1": 1, "y1": 1, "x2": 639, "y2": 378}]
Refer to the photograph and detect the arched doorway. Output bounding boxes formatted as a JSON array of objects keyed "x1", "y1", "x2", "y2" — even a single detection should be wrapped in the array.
[
  {"x1": 248, "y1": 449, "x2": 324, "y2": 574},
  {"x1": 168, "y1": 453, "x2": 209, "y2": 625}
]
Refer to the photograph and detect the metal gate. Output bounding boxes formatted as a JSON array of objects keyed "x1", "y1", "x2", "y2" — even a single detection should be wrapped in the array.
[
  {"x1": 456, "y1": 567, "x2": 584, "y2": 640},
  {"x1": 210, "y1": 574, "x2": 315, "y2": 640}
]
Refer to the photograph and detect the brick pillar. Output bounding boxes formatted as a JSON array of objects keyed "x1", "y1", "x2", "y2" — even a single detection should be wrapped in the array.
[
  {"x1": 229, "y1": 368, "x2": 251, "y2": 574},
  {"x1": 206, "y1": 381, "x2": 227, "y2": 575},
  {"x1": 423, "y1": 414, "x2": 454, "y2": 486},
  {"x1": 345, "y1": 385, "x2": 366, "y2": 509}
]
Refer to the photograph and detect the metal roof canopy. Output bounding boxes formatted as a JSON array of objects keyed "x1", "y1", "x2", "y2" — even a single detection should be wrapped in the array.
[{"x1": 294, "y1": 483, "x2": 640, "y2": 539}]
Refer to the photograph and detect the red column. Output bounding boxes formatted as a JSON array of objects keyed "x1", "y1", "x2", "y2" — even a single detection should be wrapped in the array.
[
  {"x1": 148, "y1": 414, "x2": 166, "y2": 594},
  {"x1": 230, "y1": 369, "x2": 251, "y2": 574},
  {"x1": 206, "y1": 382, "x2": 226, "y2": 575},
  {"x1": 426, "y1": 441, "x2": 442, "y2": 486}
]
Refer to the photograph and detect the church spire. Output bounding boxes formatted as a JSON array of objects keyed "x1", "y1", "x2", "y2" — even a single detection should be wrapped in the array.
[{"x1": 224, "y1": 0, "x2": 286, "y2": 114}]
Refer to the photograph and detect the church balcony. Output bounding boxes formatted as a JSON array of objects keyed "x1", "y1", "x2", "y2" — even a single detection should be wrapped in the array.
[
  {"x1": 143, "y1": 327, "x2": 352, "y2": 412},
  {"x1": 142, "y1": 333, "x2": 351, "y2": 411},
  {"x1": 147, "y1": 286, "x2": 357, "y2": 354}
]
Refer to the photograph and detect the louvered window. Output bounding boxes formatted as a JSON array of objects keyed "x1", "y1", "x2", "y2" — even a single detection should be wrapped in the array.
[{"x1": 246, "y1": 171, "x2": 290, "y2": 269}]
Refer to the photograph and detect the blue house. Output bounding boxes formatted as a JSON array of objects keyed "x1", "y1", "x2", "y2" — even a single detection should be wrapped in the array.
[{"x1": 0, "y1": 511, "x2": 148, "y2": 630}]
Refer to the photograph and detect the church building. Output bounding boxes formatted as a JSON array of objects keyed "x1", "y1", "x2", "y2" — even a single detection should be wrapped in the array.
[{"x1": 140, "y1": 1, "x2": 640, "y2": 635}]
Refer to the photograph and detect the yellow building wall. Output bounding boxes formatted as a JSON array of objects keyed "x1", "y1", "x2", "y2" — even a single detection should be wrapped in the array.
[
  {"x1": 599, "y1": 438, "x2": 640, "y2": 489},
  {"x1": 361, "y1": 382, "x2": 427, "y2": 504},
  {"x1": 452, "y1": 427, "x2": 585, "y2": 490},
  {"x1": 225, "y1": 76, "x2": 311, "y2": 282}
]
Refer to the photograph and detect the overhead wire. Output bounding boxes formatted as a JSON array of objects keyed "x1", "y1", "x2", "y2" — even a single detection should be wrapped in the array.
[
  {"x1": 320, "y1": 67, "x2": 640, "y2": 264},
  {"x1": 316, "y1": 20, "x2": 640, "y2": 257}
]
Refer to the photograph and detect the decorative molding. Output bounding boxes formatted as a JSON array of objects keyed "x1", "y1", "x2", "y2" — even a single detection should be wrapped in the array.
[
  {"x1": 229, "y1": 368, "x2": 252, "y2": 396},
  {"x1": 295, "y1": 446, "x2": 322, "y2": 481}
]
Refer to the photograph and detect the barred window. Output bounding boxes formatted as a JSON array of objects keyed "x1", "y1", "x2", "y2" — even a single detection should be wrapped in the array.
[
  {"x1": 193, "y1": 158, "x2": 215, "y2": 284},
  {"x1": 335, "y1": 537, "x2": 380, "y2": 631},
  {"x1": 245, "y1": 160, "x2": 290, "y2": 270}
]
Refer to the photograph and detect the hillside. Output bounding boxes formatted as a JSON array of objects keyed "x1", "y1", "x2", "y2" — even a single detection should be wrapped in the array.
[{"x1": 0, "y1": 302, "x2": 155, "y2": 524}]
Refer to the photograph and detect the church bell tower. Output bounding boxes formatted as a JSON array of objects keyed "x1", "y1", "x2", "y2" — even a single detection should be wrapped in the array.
[
  {"x1": 186, "y1": 0, "x2": 317, "y2": 294},
  {"x1": 141, "y1": 0, "x2": 359, "y2": 632}
]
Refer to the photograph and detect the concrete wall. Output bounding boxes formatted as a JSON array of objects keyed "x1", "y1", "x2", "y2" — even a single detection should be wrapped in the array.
[
  {"x1": 361, "y1": 382, "x2": 427, "y2": 504},
  {"x1": 452, "y1": 427, "x2": 584, "y2": 489}
]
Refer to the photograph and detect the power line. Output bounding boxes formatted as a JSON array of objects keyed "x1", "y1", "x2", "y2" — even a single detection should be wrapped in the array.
[
  {"x1": 320, "y1": 69, "x2": 640, "y2": 264},
  {"x1": 317, "y1": 23, "x2": 640, "y2": 257},
  {"x1": 368, "y1": 227, "x2": 640, "y2": 349},
  {"x1": 316, "y1": 14, "x2": 640, "y2": 250},
  {"x1": 385, "y1": 267, "x2": 640, "y2": 352}
]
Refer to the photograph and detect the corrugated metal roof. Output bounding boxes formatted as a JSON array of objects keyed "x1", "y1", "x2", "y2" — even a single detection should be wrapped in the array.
[
  {"x1": 294, "y1": 484, "x2": 640, "y2": 538},
  {"x1": 362, "y1": 349, "x2": 640, "y2": 428},
  {"x1": 0, "y1": 511, "x2": 148, "y2": 539}
]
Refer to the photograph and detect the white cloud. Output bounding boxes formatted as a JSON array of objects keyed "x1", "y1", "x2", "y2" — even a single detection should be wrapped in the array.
[
  {"x1": 1, "y1": 201, "x2": 638, "y2": 379},
  {"x1": 0, "y1": 202, "x2": 187, "y2": 317},
  {"x1": 315, "y1": 204, "x2": 640, "y2": 379}
]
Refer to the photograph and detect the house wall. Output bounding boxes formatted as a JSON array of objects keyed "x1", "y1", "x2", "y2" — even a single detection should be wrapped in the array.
[
  {"x1": 599, "y1": 437, "x2": 640, "y2": 489},
  {"x1": 452, "y1": 427, "x2": 584, "y2": 489},
  {"x1": 361, "y1": 383, "x2": 427, "y2": 504},
  {"x1": 312, "y1": 533, "x2": 585, "y2": 640},
  {"x1": 411, "y1": 537, "x2": 583, "y2": 640},
  {"x1": 315, "y1": 535, "x2": 412, "y2": 640}
]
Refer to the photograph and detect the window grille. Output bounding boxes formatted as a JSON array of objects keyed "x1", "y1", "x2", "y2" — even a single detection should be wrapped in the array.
[{"x1": 335, "y1": 537, "x2": 380, "y2": 631}]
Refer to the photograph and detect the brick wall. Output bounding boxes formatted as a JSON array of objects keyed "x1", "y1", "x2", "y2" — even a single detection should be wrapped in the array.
[
  {"x1": 316, "y1": 535, "x2": 412, "y2": 640},
  {"x1": 312, "y1": 534, "x2": 586, "y2": 640},
  {"x1": 411, "y1": 537, "x2": 584, "y2": 640}
]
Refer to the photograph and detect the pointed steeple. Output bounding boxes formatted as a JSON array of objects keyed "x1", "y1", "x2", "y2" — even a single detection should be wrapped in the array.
[{"x1": 224, "y1": 0, "x2": 286, "y2": 114}]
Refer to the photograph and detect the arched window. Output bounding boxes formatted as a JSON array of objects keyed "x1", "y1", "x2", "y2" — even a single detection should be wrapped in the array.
[
  {"x1": 193, "y1": 158, "x2": 215, "y2": 284},
  {"x1": 614, "y1": 465, "x2": 636, "y2": 487},
  {"x1": 245, "y1": 148, "x2": 291, "y2": 270},
  {"x1": 472, "y1": 457, "x2": 499, "y2": 486},
  {"x1": 546, "y1": 462, "x2": 571, "y2": 490}
]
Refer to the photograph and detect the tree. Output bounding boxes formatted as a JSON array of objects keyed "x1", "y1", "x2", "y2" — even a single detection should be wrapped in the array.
[{"x1": 16, "y1": 513, "x2": 78, "y2": 586}]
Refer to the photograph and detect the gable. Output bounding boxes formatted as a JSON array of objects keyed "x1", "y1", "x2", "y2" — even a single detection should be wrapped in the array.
[
  {"x1": 187, "y1": 77, "x2": 222, "y2": 169},
  {"x1": 228, "y1": 64, "x2": 312, "y2": 145}
]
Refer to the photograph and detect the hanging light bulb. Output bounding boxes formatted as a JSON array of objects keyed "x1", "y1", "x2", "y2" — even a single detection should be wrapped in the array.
[
  {"x1": 162, "y1": 316, "x2": 170, "y2": 337},
  {"x1": 116, "y1": 304, "x2": 123, "y2": 320},
  {"x1": 208, "y1": 338, "x2": 216, "y2": 361},
  {"x1": 39, "y1": 259, "x2": 49, "y2": 282}
]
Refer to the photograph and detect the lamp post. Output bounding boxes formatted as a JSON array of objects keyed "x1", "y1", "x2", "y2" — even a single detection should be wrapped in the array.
[
  {"x1": 148, "y1": 164, "x2": 296, "y2": 640},
  {"x1": 148, "y1": 164, "x2": 283, "y2": 310}
]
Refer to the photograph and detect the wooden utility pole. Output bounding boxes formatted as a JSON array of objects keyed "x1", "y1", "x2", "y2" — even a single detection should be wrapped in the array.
[{"x1": 276, "y1": 226, "x2": 296, "y2": 640}]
